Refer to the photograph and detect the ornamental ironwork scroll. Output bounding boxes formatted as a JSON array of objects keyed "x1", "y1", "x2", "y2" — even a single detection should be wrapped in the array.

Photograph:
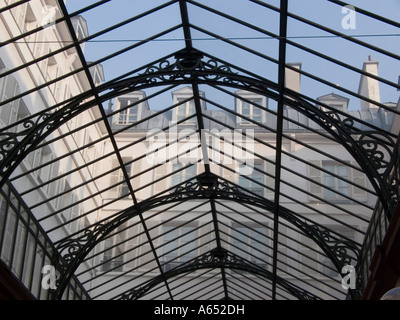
[
  {"x1": 117, "y1": 248, "x2": 320, "y2": 301},
  {"x1": 0, "y1": 49, "x2": 276, "y2": 188},
  {"x1": 290, "y1": 97, "x2": 399, "y2": 219},
  {"x1": 0, "y1": 48, "x2": 394, "y2": 300},
  {"x1": 0, "y1": 98, "x2": 89, "y2": 188},
  {"x1": 0, "y1": 48, "x2": 396, "y2": 221},
  {"x1": 53, "y1": 174, "x2": 362, "y2": 300}
]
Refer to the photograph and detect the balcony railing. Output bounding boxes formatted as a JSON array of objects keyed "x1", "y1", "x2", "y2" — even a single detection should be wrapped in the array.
[{"x1": 0, "y1": 182, "x2": 90, "y2": 300}]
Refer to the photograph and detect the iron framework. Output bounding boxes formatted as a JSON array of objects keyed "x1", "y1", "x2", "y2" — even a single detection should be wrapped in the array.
[{"x1": 0, "y1": 0, "x2": 399, "y2": 300}]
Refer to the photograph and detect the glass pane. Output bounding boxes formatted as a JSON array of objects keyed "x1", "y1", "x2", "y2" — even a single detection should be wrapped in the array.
[
  {"x1": 253, "y1": 106, "x2": 261, "y2": 115},
  {"x1": 164, "y1": 226, "x2": 178, "y2": 260},
  {"x1": 128, "y1": 106, "x2": 138, "y2": 123},
  {"x1": 251, "y1": 228, "x2": 267, "y2": 261},
  {"x1": 172, "y1": 164, "x2": 183, "y2": 186},
  {"x1": 242, "y1": 102, "x2": 250, "y2": 114},
  {"x1": 181, "y1": 226, "x2": 196, "y2": 260},
  {"x1": 188, "y1": 100, "x2": 195, "y2": 113},
  {"x1": 232, "y1": 227, "x2": 248, "y2": 258}
]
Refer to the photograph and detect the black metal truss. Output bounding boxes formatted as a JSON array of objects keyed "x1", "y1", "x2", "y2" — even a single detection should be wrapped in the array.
[
  {"x1": 118, "y1": 248, "x2": 319, "y2": 301},
  {"x1": 52, "y1": 173, "x2": 361, "y2": 300},
  {"x1": 0, "y1": 0, "x2": 399, "y2": 301},
  {"x1": 0, "y1": 47, "x2": 396, "y2": 301},
  {"x1": 0, "y1": 48, "x2": 397, "y2": 218}
]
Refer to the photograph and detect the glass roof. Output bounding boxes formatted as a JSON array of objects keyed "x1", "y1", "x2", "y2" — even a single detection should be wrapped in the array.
[{"x1": 0, "y1": 0, "x2": 399, "y2": 300}]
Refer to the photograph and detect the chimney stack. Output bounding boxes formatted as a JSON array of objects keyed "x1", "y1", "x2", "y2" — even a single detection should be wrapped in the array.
[
  {"x1": 285, "y1": 63, "x2": 302, "y2": 93},
  {"x1": 358, "y1": 56, "x2": 381, "y2": 111}
]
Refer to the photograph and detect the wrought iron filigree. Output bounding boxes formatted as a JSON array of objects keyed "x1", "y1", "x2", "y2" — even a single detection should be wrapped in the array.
[
  {"x1": 1, "y1": 48, "x2": 396, "y2": 223},
  {"x1": 0, "y1": 48, "x2": 393, "y2": 300},
  {"x1": 118, "y1": 248, "x2": 320, "y2": 301},
  {"x1": 54, "y1": 224, "x2": 104, "y2": 271},
  {"x1": 52, "y1": 174, "x2": 361, "y2": 299},
  {"x1": 0, "y1": 112, "x2": 52, "y2": 168},
  {"x1": 290, "y1": 96, "x2": 398, "y2": 218},
  {"x1": 109, "y1": 49, "x2": 277, "y2": 97},
  {"x1": 0, "y1": 100, "x2": 87, "y2": 187},
  {"x1": 307, "y1": 224, "x2": 360, "y2": 266}
]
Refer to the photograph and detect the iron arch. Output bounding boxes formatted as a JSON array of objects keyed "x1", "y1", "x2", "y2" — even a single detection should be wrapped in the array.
[
  {"x1": 0, "y1": 49, "x2": 396, "y2": 219},
  {"x1": 0, "y1": 49, "x2": 394, "y2": 301},
  {"x1": 117, "y1": 248, "x2": 320, "y2": 300},
  {"x1": 53, "y1": 173, "x2": 361, "y2": 300}
]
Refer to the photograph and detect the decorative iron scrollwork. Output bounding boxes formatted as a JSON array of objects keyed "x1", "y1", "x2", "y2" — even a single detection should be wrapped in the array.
[
  {"x1": 52, "y1": 174, "x2": 362, "y2": 299},
  {"x1": 0, "y1": 112, "x2": 51, "y2": 169},
  {"x1": 55, "y1": 225, "x2": 101, "y2": 268},
  {"x1": 307, "y1": 224, "x2": 360, "y2": 266},
  {"x1": 0, "y1": 47, "x2": 393, "y2": 300},
  {"x1": 0, "y1": 100, "x2": 85, "y2": 185},
  {"x1": 118, "y1": 248, "x2": 320, "y2": 301},
  {"x1": 147, "y1": 173, "x2": 263, "y2": 210},
  {"x1": 301, "y1": 101, "x2": 396, "y2": 178},
  {"x1": 292, "y1": 97, "x2": 398, "y2": 218},
  {"x1": 304, "y1": 223, "x2": 362, "y2": 300},
  {"x1": 132, "y1": 49, "x2": 259, "y2": 92},
  {"x1": 1, "y1": 48, "x2": 396, "y2": 222}
]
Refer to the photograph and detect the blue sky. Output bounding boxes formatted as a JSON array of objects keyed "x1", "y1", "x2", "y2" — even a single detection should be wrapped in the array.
[{"x1": 65, "y1": 0, "x2": 400, "y2": 110}]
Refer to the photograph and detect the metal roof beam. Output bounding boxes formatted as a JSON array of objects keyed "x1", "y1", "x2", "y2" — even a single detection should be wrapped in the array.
[{"x1": 271, "y1": 0, "x2": 288, "y2": 300}]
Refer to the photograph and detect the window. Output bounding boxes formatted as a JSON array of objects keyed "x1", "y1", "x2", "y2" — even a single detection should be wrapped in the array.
[
  {"x1": 162, "y1": 225, "x2": 196, "y2": 271},
  {"x1": 34, "y1": 30, "x2": 49, "y2": 72},
  {"x1": 323, "y1": 162, "x2": 350, "y2": 200},
  {"x1": 25, "y1": 146, "x2": 52, "y2": 183},
  {"x1": 25, "y1": 149, "x2": 42, "y2": 170},
  {"x1": 48, "y1": 160, "x2": 61, "y2": 208},
  {"x1": 299, "y1": 234, "x2": 320, "y2": 275},
  {"x1": 0, "y1": 75, "x2": 20, "y2": 128},
  {"x1": 109, "y1": 158, "x2": 132, "y2": 198},
  {"x1": 0, "y1": 215, "x2": 14, "y2": 265},
  {"x1": 102, "y1": 223, "x2": 127, "y2": 272},
  {"x1": 0, "y1": 202, "x2": 23, "y2": 268},
  {"x1": 317, "y1": 94, "x2": 349, "y2": 113},
  {"x1": 58, "y1": 181, "x2": 79, "y2": 233},
  {"x1": 76, "y1": 24, "x2": 86, "y2": 42},
  {"x1": 117, "y1": 98, "x2": 139, "y2": 124},
  {"x1": 239, "y1": 98, "x2": 262, "y2": 124},
  {"x1": 308, "y1": 161, "x2": 366, "y2": 202},
  {"x1": 0, "y1": 197, "x2": 7, "y2": 259},
  {"x1": 12, "y1": 2, "x2": 27, "y2": 28},
  {"x1": 0, "y1": 196, "x2": 4, "y2": 224},
  {"x1": 176, "y1": 98, "x2": 196, "y2": 125},
  {"x1": 231, "y1": 225, "x2": 268, "y2": 270},
  {"x1": 320, "y1": 103, "x2": 346, "y2": 113},
  {"x1": 171, "y1": 163, "x2": 196, "y2": 187},
  {"x1": 238, "y1": 163, "x2": 264, "y2": 196}
]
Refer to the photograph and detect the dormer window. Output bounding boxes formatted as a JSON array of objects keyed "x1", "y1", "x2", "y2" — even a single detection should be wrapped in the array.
[
  {"x1": 172, "y1": 87, "x2": 206, "y2": 126},
  {"x1": 71, "y1": 15, "x2": 89, "y2": 51},
  {"x1": 317, "y1": 93, "x2": 349, "y2": 113},
  {"x1": 240, "y1": 98, "x2": 263, "y2": 124},
  {"x1": 117, "y1": 98, "x2": 139, "y2": 125},
  {"x1": 114, "y1": 92, "x2": 148, "y2": 126},
  {"x1": 176, "y1": 98, "x2": 196, "y2": 125},
  {"x1": 327, "y1": 104, "x2": 344, "y2": 111},
  {"x1": 235, "y1": 90, "x2": 267, "y2": 125}
]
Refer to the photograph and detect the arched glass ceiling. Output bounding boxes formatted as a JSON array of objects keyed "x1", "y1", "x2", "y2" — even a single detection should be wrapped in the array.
[{"x1": 0, "y1": 0, "x2": 399, "y2": 300}]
